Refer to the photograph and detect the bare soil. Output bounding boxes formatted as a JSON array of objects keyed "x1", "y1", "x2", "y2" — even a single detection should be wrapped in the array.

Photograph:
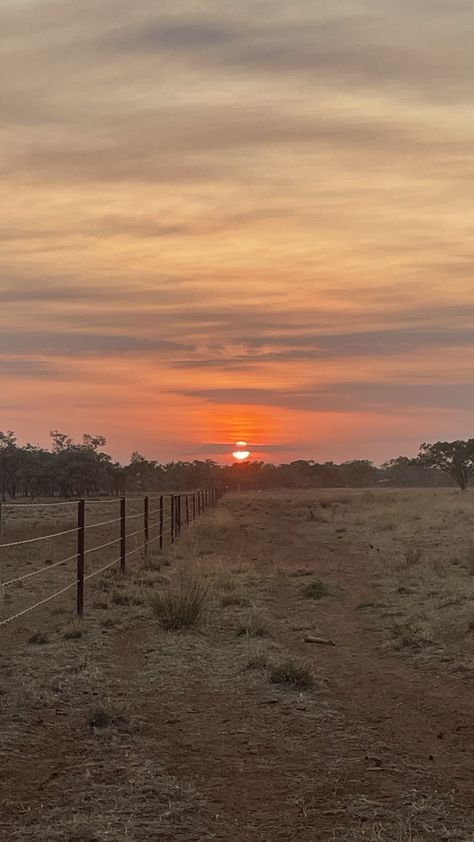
[{"x1": 1, "y1": 489, "x2": 474, "y2": 840}]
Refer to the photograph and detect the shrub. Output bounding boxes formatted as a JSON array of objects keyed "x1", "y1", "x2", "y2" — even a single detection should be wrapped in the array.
[
  {"x1": 150, "y1": 574, "x2": 208, "y2": 630},
  {"x1": 303, "y1": 580, "x2": 329, "y2": 600},
  {"x1": 88, "y1": 702, "x2": 129, "y2": 730},
  {"x1": 28, "y1": 632, "x2": 49, "y2": 645},
  {"x1": 269, "y1": 657, "x2": 313, "y2": 689}
]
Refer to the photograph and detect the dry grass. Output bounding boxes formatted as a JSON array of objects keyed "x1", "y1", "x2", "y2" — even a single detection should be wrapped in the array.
[
  {"x1": 150, "y1": 571, "x2": 209, "y2": 630},
  {"x1": 269, "y1": 656, "x2": 314, "y2": 689}
]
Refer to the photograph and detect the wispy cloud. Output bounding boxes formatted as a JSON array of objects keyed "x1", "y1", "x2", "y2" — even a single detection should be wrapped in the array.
[{"x1": 1, "y1": 0, "x2": 473, "y2": 461}]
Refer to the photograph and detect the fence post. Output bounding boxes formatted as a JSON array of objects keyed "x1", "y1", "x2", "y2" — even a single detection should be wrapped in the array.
[
  {"x1": 185, "y1": 494, "x2": 189, "y2": 526},
  {"x1": 144, "y1": 495, "x2": 149, "y2": 558},
  {"x1": 170, "y1": 495, "x2": 175, "y2": 544},
  {"x1": 0, "y1": 502, "x2": 4, "y2": 619},
  {"x1": 120, "y1": 497, "x2": 126, "y2": 574},
  {"x1": 76, "y1": 499, "x2": 86, "y2": 617},
  {"x1": 159, "y1": 494, "x2": 164, "y2": 551},
  {"x1": 178, "y1": 495, "x2": 182, "y2": 536},
  {"x1": 192, "y1": 492, "x2": 196, "y2": 521}
]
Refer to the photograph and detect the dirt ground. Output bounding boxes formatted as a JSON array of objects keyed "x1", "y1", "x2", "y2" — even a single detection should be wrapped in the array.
[{"x1": 1, "y1": 489, "x2": 474, "y2": 841}]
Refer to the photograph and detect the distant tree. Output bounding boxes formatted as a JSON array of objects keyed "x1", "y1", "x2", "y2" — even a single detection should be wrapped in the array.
[
  {"x1": 418, "y1": 439, "x2": 474, "y2": 491},
  {"x1": 0, "y1": 431, "x2": 19, "y2": 500}
]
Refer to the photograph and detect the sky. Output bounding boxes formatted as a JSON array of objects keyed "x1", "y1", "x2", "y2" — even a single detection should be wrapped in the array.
[{"x1": 1, "y1": 0, "x2": 474, "y2": 465}]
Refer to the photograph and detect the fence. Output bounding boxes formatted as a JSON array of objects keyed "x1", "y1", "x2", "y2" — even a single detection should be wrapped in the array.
[{"x1": 0, "y1": 488, "x2": 223, "y2": 629}]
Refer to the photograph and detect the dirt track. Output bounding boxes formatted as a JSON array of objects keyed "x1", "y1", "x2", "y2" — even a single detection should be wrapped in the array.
[{"x1": 1, "y1": 490, "x2": 473, "y2": 840}]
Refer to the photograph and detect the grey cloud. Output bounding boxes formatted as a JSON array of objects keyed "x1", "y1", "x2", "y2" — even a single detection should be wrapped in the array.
[
  {"x1": 177, "y1": 382, "x2": 474, "y2": 414},
  {"x1": 0, "y1": 331, "x2": 195, "y2": 356},
  {"x1": 0, "y1": 358, "x2": 68, "y2": 380}
]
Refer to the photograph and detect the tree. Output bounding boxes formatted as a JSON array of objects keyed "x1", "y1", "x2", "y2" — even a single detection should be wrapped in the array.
[{"x1": 418, "y1": 439, "x2": 474, "y2": 491}]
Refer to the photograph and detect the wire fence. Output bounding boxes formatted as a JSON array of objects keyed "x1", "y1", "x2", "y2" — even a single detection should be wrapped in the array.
[{"x1": 0, "y1": 488, "x2": 223, "y2": 629}]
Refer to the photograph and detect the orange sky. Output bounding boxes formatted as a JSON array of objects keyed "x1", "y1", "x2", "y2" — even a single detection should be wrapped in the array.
[{"x1": 1, "y1": 0, "x2": 474, "y2": 464}]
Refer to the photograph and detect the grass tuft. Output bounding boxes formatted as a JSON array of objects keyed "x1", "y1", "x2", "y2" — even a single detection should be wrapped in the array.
[
  {"x1": 88, "y1": 702, "x2": 129, "y2": 730},
  {"x1": 269, "y1": 657, "x2": 314, "y2": 689},
  {"x1": 303, "y1": 579, "x2": 330, "y2": 600},
  {"x1": 150, "y1": 573, "x2": 208, "y2": 630},
  {"x1": 28, "y1": 632, "x2": 49, "y2": 645}
]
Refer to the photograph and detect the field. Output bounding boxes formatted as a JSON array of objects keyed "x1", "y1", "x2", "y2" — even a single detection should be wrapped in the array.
[{"x1": 1, "y1": 488, "x2": 474, "y2": 840}]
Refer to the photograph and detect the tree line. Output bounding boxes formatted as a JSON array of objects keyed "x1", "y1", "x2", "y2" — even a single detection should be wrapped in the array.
[{"x1": 0, "y1": 430, "x2": 473, "y2": 501}]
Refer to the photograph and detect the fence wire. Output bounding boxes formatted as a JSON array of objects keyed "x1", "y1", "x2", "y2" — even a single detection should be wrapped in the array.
[{"x1": 0, "y1": 489, "x2": 221, "y2": 630}]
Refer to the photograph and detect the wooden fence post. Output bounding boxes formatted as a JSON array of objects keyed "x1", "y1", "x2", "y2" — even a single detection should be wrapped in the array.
[
  {"x1": 144, "y1": 495, "x2": 149, "y2": 558},
  {"x1": 185, "y1": 494, "x2": 189, "y2": 526},
  {"x1": 159, "y1": 495, "x2": 164, "y2": 551},
  {"x1": 192, "y1": 492, "x2": 196, "y2": 521},
  {"x1": 76, "y1": 499, "x2": 86, "y2": 617},
  {"x1": 120, "y1": 497, "x2": 126, "y2": 573}
]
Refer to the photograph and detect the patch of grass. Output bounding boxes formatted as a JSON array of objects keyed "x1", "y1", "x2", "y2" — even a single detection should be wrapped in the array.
[
  {"x1": 63, "y1": 627, "x2": 83, "y2": 641},
  {"x1": 404, "y1": 544, "x2": 424, "y2": 567},
  {"x1": 150, "y1": 573, "x2": 208, "y2": 630},
  {"x1": 235, "y1": 611, "x2": 268, "y2": 638},
  {"x1": 269, "y1": 657, "x2": 313, "y2": 689},
  {"x1": 88, "y1": 702, "x2": 129, "y2": 730},
  {"x1": 222, "y1": 592, "x2": 251, "y2": 607},
  {"x1": 246, "y1": 653, "x2": 268, "y2": 670},
  {"x1": 303, "y1": 579, "x2": 330, "y2": 600},
  {"x1": 28, "y1": 632, "x2": 49, "y2": 645},
  {"x1": 391, "y1": 619, "x2": 434, "y2": 650},
  {"x1": 111, "y1": 585, "x2": 145, "y2": 606}
]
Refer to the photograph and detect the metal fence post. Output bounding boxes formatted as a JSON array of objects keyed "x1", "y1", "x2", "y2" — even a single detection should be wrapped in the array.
[
  {"x1": 170, "y1": 495, "x2": 175, "y2": 544},
  {"x1": 159, "y1": 494, "x2": 164, "y2": 550},
  {"x1": 144, "y1": 495, "x2": 149, "y2": 558},
  {"x1": 76, "y1": 499, "x2": 86, "y2": 617},
  {"x1": 120, "y1": 497, "x2": 126, "y2": 573},
  {"x1": 0, "y1": 502, "x2": 4, "y2": 619}
]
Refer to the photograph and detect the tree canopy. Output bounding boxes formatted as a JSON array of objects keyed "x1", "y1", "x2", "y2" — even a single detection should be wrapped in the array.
[
  {"x1": 0, "y1": 430, "x2": 464, "y2": 500},
  {"x1": 418, "y1": 439, "x2": 474, "y2": 491}
]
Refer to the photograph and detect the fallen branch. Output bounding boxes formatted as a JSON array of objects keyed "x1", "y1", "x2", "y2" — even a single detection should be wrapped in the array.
[{"x1": 304, "y1": 635, "x2": 336, "y2": 646}]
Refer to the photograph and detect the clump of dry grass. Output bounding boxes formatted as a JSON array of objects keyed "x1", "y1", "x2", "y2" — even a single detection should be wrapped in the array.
[
  {"x1": 150, "y1": 572, "x2": 208, "y2": 630},
  {"x1": 235, "y1": 609, "x2": 268, "y2": 638},
  {"x1": 303, "y1": 579, "x2": 330, "y2": 600},
  {"x1": 28, "y1": 632, "x2": 49, "y2": 645},
  {"x1": 269, "y1": 657, "x2": 313, "y2": 689},
  {"x1": 88, "y1": 701, "x2": 130, "y2": 730}
]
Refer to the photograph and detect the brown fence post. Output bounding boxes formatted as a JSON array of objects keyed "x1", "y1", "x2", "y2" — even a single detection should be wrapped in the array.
[
  {"x1": 0, "y1": 502, "x2": 3, "y2": 618},
  {"x1": 178, "y1": 495, "x2": 182, "y2": 536},
  {"x1": 120, "y1": 497, "x2": 126, "y2": 573},
  {"x1": 76, "y1": 499, "x2": 86, "y2": 617},
  {"x1": 185, "y1": 494, "x2": 189, "y2": 526},
  {"x1": 170, "y1": 495, "x2": 175, "y2": 543},
  {"x1": 144, "y1": 495, "x2": 149, "y2": 558},
  {"x1": 159, "y1": 494, "x2": 164, "y2": 551},
  {"x1": 192, "y1": 492, "x2": 196, "y2": 521}
]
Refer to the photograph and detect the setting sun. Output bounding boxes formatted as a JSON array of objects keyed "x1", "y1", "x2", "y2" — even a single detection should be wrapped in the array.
[{"x1": 232, "y1": 441, "x2": 250, "y2": 461}]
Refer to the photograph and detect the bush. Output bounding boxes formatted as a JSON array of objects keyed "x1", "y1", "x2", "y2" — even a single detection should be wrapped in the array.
[
  {"x1": 88, "y1": 702, "x2": 129, "y2": 730},
  {"x1": 269, "y1": 657, "x2": 313, "y2": 689},
  {"x1": 28, "y1": 632, "x2": 49, "y2": 645},
  {"x1": 150, "y1": 574, "x2": 208, "y2": 630},
  {"x1": 303, "y1": 580, "x2": 329, "y2": 600}
]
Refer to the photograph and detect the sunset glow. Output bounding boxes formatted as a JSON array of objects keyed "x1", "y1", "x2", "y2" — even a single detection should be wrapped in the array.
[{"x1": 1, "y1": 1, "x2": 474, "y2": 464}]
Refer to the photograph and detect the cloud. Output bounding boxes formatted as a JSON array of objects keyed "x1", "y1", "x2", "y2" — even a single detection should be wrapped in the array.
[
  {"x1": 177, "y1": 382, "x2": 474, "y2": 414},
  {"x1": 0, "y1": 331, "x2": 195, "y2": 356}
]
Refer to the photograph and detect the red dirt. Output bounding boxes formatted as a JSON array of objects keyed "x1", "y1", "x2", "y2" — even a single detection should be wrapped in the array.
[{"x1": 1, "y1": 492, "x2": 473, "y2": 840}]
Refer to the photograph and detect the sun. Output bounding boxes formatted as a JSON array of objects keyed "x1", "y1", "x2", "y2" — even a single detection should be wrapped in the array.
[{"x1": 232, "y1": 441, "x2": 250, "y2": 461}]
